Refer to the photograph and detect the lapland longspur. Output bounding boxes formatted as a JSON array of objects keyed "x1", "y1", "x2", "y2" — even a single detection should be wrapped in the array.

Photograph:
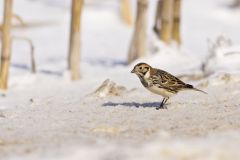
[{"x1": 131, "y1": 62, "x2": 206, "y2": 109}]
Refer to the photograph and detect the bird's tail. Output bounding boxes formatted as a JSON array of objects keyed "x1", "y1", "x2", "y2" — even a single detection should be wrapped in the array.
[
  {"x1": 185, "y1": 84, "x2": 207, "y2": 94},
  {"x1": 192, "y1": 87, "x2": 207, "y2": 94}
]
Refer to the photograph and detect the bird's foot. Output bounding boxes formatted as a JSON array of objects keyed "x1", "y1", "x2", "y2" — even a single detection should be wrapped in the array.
[{"x1": 156, "y1": 105, "x2": 167, "y2": 110}]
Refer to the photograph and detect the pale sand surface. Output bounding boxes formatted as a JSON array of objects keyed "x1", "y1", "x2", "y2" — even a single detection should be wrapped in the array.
[{"x1": 0, "y1": 76, "x2": 239, "y2": 160}]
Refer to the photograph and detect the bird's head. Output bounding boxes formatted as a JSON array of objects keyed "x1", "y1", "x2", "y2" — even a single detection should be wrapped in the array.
[{"x1": 131, "y1": 62, "x2": 151, "y2": 77}]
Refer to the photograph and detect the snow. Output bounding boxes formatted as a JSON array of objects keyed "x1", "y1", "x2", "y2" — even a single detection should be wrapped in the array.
[
  {"x1": 0, "y1": 0, "x2": 240, "y2": 159},
  {"x1": 203, "y1": 36, "x2": 240, "y2": 75}
]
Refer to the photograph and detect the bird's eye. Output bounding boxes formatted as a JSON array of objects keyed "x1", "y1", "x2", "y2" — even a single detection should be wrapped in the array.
[{"x1": 139, "y1": 67, "x2": 142, "y2": 70}]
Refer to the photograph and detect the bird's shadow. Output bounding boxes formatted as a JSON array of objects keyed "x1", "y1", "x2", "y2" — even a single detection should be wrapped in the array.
[{"x1": 102, "y1": 102, "x2": 161, "y2": 108}]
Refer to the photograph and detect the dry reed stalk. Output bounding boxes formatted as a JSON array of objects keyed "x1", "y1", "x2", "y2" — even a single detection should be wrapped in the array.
[
  {"x1": 172, "y1": 0, "x2": 181, "y2": 44},
  {"x1": 127, "y1": 0, "x2": 148, "y2": 64},
  {"x1": 12, "y1": 36, "x2": 36, "y2": 73},
  {"x1": 0, "y1": 0, "x2": 13, "y2": 90},
  {"x1": 119, "y1": 0, "x2": 133, "y2": 25},
  {"x1": 68, "y1": 0, "x2": 84, "y2": 80},
  {"x1": 159, "y1": 0, "x2": 174, "y2": 44}
]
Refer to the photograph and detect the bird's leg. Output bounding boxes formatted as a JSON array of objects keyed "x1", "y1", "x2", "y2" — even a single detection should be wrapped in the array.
[
  {"x1": 156, "y1": 97, "x2": 169, "y2": 110},
  {"x1": 162, "y1": 97, "x2": 169, "y2": 109},
  {"x1": 156, "y1": 98, "x2": 165, "y2": 110}
]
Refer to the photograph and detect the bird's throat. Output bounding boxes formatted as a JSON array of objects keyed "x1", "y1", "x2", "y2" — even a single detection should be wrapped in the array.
[{"x1": 143, "y1": 70, "x2": 151, "y2": 79}]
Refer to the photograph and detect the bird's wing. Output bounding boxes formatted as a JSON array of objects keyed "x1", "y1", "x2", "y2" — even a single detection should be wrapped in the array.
[{"x1": 151, "y1": 69, "x2": 187, "y2": 92}]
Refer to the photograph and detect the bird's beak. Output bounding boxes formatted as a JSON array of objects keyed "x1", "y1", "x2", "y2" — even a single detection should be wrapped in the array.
[{"x1": 131, "y1": 69, "x2": 135, "y2": 73}]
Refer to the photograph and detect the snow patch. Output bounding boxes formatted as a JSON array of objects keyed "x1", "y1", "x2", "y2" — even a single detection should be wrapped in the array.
[
  {"x1": 203, "y1": 36, "x2": 240, "y2": 75},
  {"x1": 90, "y1": 79, "x2": 128, "y2": 98}
]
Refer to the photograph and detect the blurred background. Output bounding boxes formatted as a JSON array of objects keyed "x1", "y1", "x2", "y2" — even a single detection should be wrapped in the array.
[{"x1": 1, "y1": 0, "x2": 240, "y2": 86}]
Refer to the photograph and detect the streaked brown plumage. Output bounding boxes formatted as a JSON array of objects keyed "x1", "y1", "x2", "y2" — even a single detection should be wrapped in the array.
[{"x1": 131, "y1": 62, "x2": 206, "y2": 109}]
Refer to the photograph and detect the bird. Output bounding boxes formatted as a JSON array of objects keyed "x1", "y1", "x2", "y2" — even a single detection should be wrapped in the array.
[{"x1": 131, "y1": 62, "x2": 207, "y2": 110}]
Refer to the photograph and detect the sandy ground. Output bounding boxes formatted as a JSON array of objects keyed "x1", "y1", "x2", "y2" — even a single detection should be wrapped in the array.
[{"x1": 0, "y1": 74, "x2": 240, "y2": 160}]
